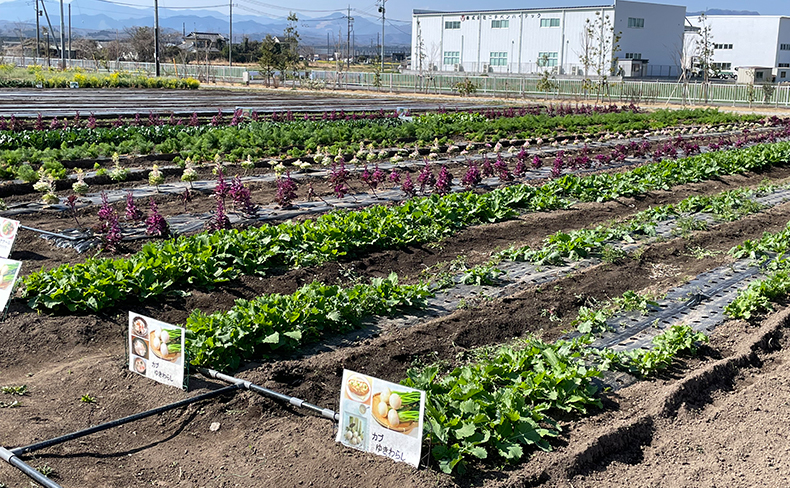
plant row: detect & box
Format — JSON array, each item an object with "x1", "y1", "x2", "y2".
[
  {"x1": 496, "y1": 184, "x2": 774, "y2": 268},
  {"x1": 0, "y1": 109, "x2": 761, "y2": 168},
  {"x1": 0, "y1": 108, "x2": 402, "y2": 133},
  {"x1": 22, "y1": 141, "x2": 790, "y2": 313},
  {"x1": 725, "y1": 220, "x2": 790, "y2": 319},
  {"x1": 0, "y1": 102, "x2": 630, "y2": 134},
  {"x1": 0, "y1": 64, "x2": 199, "y2": 89},
  {"x1": 9, "y1": 114, "x2": 787, "y2": 208},
  {"x1": 184, "y1": 273, "x2": 431, "y2": 371},
  {"x1": 24, "y1": 118, "x2": 786, "y2": 223},
  {"x1": 404, "y1": 324, "x2": 707, "y2": 473}
]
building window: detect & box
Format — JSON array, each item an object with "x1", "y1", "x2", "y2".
[
  {"x1": 779, "y1": 63, "x2": 790, "y2": 67},
  {"x1": 782, "y1": 72, "x2": 787, "y2": 79},
  {"x1": 627, "y1": 17, "x2": 645, "y2": 28},
  {"x1": 714, "y1": 43, "x2": 733, "y2": 50},
  {"x1": 781, "y1": 44, "x2": 790, "y2": 51},
  {"x1": 711, "y1": 62, "x2": 732, "y2": 70},
  {"x1": 444, "y1": 21, "x2": 461, "y2": 30},
  {"x1": 491, "y1": 19, "x2": 509, "y2": 29},
  {"x1": 540, "y1": 18, "x2": 560, "y2": 28},
  {"x1": 443, "y1": 51, "x2": 460, "y2": 65},
  {"x1": 490, "y1": 51, "x2": 508, "y2": 66},
  {"x1": 537, "y1": 52, "x2": 558, "y2": 67},
  {"x1": 625, "y1": 53, "x2": 642, "y2": 60}
]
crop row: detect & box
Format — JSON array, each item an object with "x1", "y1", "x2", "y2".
[
  {"x1": 174, "y1": 180, "x2": 779, "y2": 369},
  {"x1": 0, "y1": 109, "x2": 759, "y2": 169},
  {"x1": 0, "y1": 64, "x2": 199, "y2": 89},
  {"x1": 14, "y1": 117, "x2": 779, "y2": 207},
  {"x1": 496, "y1": 184, "x2": 773, "y2": 268},
  {"x1": 0, "y1": 102, "x2": 632, "y2": 134},
  {"x1": 404, "y1": 324, "x2": 707, "y2": 473},
  {"x1": 22, "y1": 141, "x2": 790, "y2": 313},
  {"x1": 725, "y1": 221, "x2": 790, "y2": 319},
  {"x1": 185, "y1": 273, "x2": 431, "y2": 370}
]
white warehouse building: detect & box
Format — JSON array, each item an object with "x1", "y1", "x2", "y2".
[
  {"x1": 685, "y1": 15, "x2": 790, "y2": 82},
  {"x1": 410, "y1": 0, "x2": 685, "y2": 78}
]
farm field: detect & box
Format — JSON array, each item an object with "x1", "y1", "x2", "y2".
[
  {"x1": 1, "y1": 99, "x2": 790, "y2": 487},
  {"x1": 0, "y1": 88, "x2": 489, "y2": 117}
]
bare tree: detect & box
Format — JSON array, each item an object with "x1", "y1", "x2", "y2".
[
  {"x1": 99, "y1": 38, "x2": 126, "y2": 70},
  {"x1": 694, "y1": 14, "x2": 715, "y2": 104},
  {"x1": 72, "y1": 38, "x2": 100, "y2": 68},
  {"x1": 125, "y1": 26, "x2": 156, "y2": 62},
  {"x1": 582, "y1": 11, "x2": 622, "y2": 102},
  {"x1": 576, "y1": 26, "x2": 595, "y2": 98},
  {"x1": 428, "y1": 41, "x2": 440, "y2": 71},
  {"x1": 12, "y1": 21, "x2": 28, "y2": 64},
  {"x1": 674, "y1": 30, "x2": 698, "y2": 107}
]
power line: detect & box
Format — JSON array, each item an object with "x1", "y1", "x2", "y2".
[
  {"x1": 352, "y1": 8, "x2": 409, "y2": 23},
  {"x1": 234, "y1": 2, "x2": 288, "y2": 19},
  {"x1": 92, "y1": 0, "x2": 227, "y2": 9},
  {"x1": 386, "y1": 20, "x2": 410, "y2": 36},
  {"x1": 238, "y1": 0, "x2": 346, "y2": 14}
]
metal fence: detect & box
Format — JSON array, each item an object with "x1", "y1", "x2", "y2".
[
  {"x1": 310, "y1": 71, "x2": 790, "y2": 107},
  {"x1": 5, "y1": 56, "x2": 790, "y2": 107}
]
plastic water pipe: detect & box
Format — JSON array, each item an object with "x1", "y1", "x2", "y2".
[
  {"x1": 19, "y1": 225, "x2": 84, "y2": 240},
  {"x1": 11, "y1": 384, "x2": 240, "y2": 456},
  {"x1": 0, "y1": 445, "x2": 63, "y2": 488},
  {"x1": 199, "y1": 368, "x2": 340, "y2": 422}
]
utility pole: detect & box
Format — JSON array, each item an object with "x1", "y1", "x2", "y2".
[
  {"x1": 39, "y1": 0, "x2": 56, "y2": 67},
  {"x1": 346, "y1": 5, "x2": 353, "y2": 70},
  {"x1": 377, "y1": 0, "x2": 386, "y2": 71},
  {"x1": 44, "y1": 28, "x2": 50, "y2": 67},
  {"x1": 59, "y1": 0, "x2": 65, "y2": 69},
  {"x1": 228, "y1": 0, "x2": 232, "y2": 66},
  {"x1": 154, "y1": 0, "x2": 161, "y2": 76},
  {"x1": 35, "y1": 0, "x2": 40, "y2": 59},
  {"x1": 68, "y1": 4, "x2": 71, "y2": 67}
]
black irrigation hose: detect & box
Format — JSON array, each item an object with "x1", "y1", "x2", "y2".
[
  {"x1": 10, "y1": 384, "x2": 241, "y2": 456},
  {"x1": 0, "y1": 446, "x2": 63, "y2": 488},
  {"x1": 594, "y1": 265, "x2": 762, "y2": 350},
  {"x1": 198, "y1": 368, "x2": 340, "y2": 422}
]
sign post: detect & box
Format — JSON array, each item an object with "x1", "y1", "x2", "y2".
[
  {"x1": 128, "y1": 313, "x2": 186, "y2": 389},
  {"x1": 335, "y1": 369, "x2": 425, "y2": 467},
  {"x1": 0, "y1": 258, "x2": 21, "y2": 318},
  {"x1": 0, "y1": 218, "x2": 20, "y2": 258}
]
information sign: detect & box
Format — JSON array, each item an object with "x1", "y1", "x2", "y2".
[
  {"x1": 128, "y1": 313, "x2": 186, "y2": 389},
  {"x1": 0, "y1": 218, "x2": 20, "y2": 258},
  {"x1": 335, "y1": 369, "x2": 425, "y2": 467},
  {"x1": 0, "y1": 258, "x2": 21, "y2": 313}
]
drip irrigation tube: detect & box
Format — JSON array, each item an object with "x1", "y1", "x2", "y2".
[
  {"x1": 0, "y1": 446, "x2": 63, "y2": 488},
  {"x1": 593, "y1": 264, "x2": 762, "y2": 350},
  {"x1": 11, "y1": 384, "x2": 240, "y2": 456},
  {"x1": 199, "y1": 368, "x2": 340, "y2": 422}
]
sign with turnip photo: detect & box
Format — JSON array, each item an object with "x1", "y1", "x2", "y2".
[
  {"x1": 336, "y1": 369, "x2": 425, "y2": 467},
  {"x1": 0, "y1": 258, "x2": 21, "y2": 314},
  {"x1": 128, "y1": 312, "x2": 186, "y2": 389},
  {"x1": 0, "y1": 218, "x2": 19, "y2": 258}
]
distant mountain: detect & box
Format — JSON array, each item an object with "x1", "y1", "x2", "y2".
[
  {"x1": 687, "y1": 9, "x2": 760, "y2": 16},
  {"x1": 0, "y1": 0, "x2": 410, "y2": 46}
]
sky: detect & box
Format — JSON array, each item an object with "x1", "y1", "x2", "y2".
[{"x1": 1, "y1": 0, "x2": 787, "y2": 25}]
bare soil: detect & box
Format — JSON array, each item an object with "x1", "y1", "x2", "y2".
[{"x1": 1, "y1": 161, "x2": 790, "y2": 487}]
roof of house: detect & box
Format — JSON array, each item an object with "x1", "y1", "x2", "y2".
[{"x1": 184, "y1": 32, "x2": 226, "y2": 41}]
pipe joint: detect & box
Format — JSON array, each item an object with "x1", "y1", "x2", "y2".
[{"x1": 0, "y1": 446, "x2": 13, "y2": 462}]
